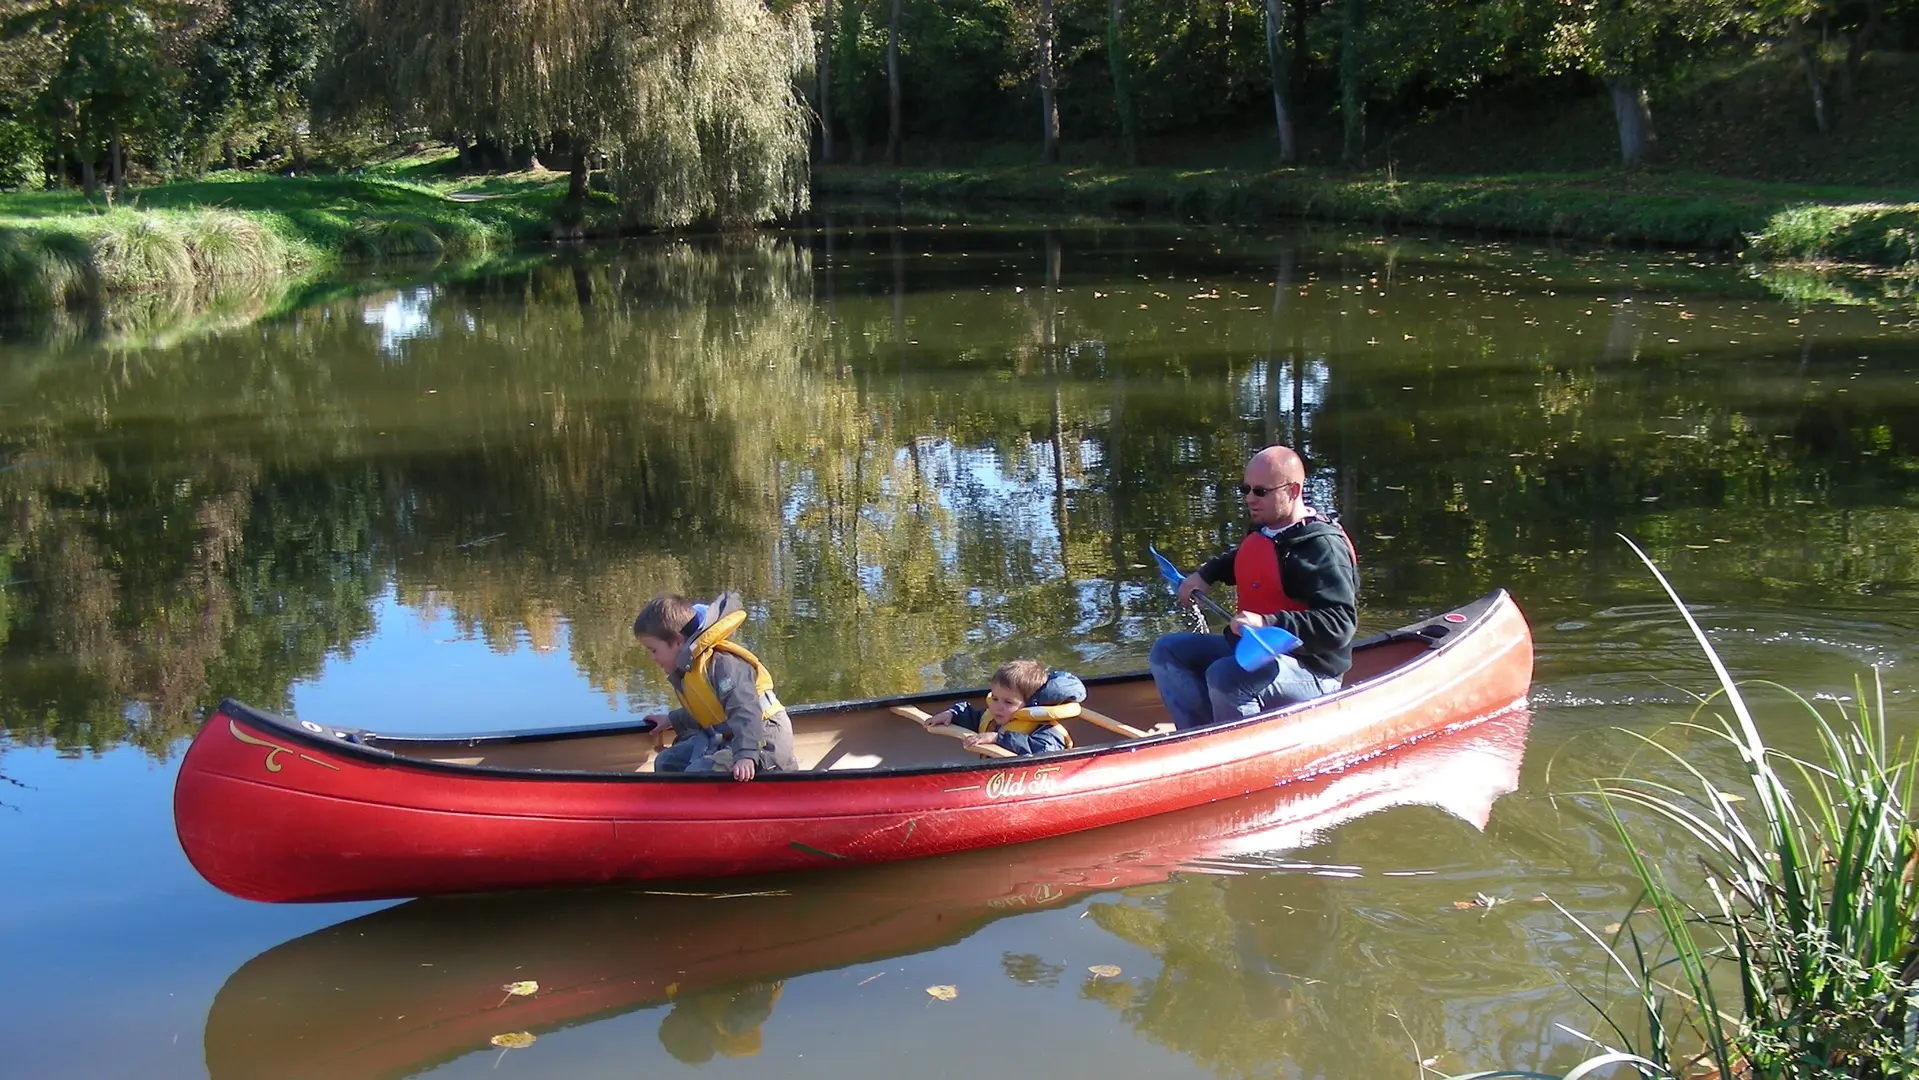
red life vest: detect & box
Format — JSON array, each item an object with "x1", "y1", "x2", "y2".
[{"x1": 1232, "y1": 522, "x2": 1358, "y2": 617}]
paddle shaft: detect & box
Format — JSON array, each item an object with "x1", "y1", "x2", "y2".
[
  {"x1": 1177, "y1": 578, "x2": 1300, "y2": 663},
  {"x1": 1151, "y1": 544, "x2": 1299, "y2": 663},
  {"x1": 1182, "y1": 585, "x2": 1237, "y2": 625}
]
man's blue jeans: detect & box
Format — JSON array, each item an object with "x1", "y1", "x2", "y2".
[{"x1": 1147, "y1": 632, "x2": 1342, "y2": 730}]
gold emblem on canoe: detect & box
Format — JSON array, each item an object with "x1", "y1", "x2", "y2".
[
  {"x1": 984, "y1": 766, "x2": 1062, "y2": 800},
  {"x1": 227, "y1": 718, "x2": 340, "y2": 773}
]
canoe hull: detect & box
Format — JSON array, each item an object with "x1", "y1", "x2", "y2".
[{"x1": 174, "y1": 590, "x2": 1533, "y2": 902}]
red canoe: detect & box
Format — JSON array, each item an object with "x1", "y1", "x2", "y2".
[
  {"x1": 173, "y1": 590, "x2": 1533, "y2": 903},
  {"x1": 202, "y1": 707, "x2": 1531, "y2": 1080}
]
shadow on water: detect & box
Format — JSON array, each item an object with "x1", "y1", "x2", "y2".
[{"x1": 202, "y1": 708, "x2": 1528, "y2": 1080}]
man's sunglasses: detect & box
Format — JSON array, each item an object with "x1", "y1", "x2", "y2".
[{"x1": 1238, "y1": 483, "x2": 1295, "y2": 498}]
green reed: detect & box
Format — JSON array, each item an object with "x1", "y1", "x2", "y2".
[{"x1": 1458, "y1": 537, "x2": 1919, "y2": 1080}]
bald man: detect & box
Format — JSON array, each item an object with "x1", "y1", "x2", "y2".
[{"x1": 1148, "y1": 445, "x2": 1359, "y2": 729}]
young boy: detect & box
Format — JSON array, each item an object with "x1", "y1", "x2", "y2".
[
  {"x1": 634, "y1": 591, "x2": 798, "y2": 781},
  {"x1": 919, "y1": 659, "x2": 1085, "y2": 756}
]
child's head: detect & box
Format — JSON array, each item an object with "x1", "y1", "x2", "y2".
[
  {"x1": 633, "y1": 593, "x2": 698, "y2": 672},
  {"x1": 985, "y1": 659, "x2": 1050, "y2": 723}
]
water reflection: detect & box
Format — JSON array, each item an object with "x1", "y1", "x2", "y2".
[
  {"x1": 3, "y1": 218, "x2": 1917, "y2": 1080},
  {"x1": 1, "y1": 221, "x2": 1915, "y2": 764},
  {"x1": 202, "y1": 709, "x2": 1527, "y2": 1079}
]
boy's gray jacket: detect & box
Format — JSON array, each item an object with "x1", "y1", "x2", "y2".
[{"x1": 663, "y1": 592, "x2": 798, "y2": 772}]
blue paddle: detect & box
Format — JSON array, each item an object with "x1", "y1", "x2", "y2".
[{"x1": 1148, "y1": 545, "x2": 1302, "y2": 670}]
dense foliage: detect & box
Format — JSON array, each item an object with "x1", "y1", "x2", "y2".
[
  {"x1": 0, "y1": 1, "x2": 1913, "y2": 212},
  {"x1": 816, "y1": 0, "x2": 1916, "y2": 166}
]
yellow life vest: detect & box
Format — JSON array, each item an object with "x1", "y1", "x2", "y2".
[
  {"x1": 983, "y1": 701, "x2": 1078, "y2": 747},
  {"x1": 674, "y1": 610, "x2": 780, "y2": 730}
]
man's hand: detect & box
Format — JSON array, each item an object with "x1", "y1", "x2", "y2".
[
  {"x1": 732, "y1": 757, "x2": 757, "y2": 782},
  {"x1": 1228, "y1": 612, "x2": 1265, "y2": 637},
  {"x1": 1176, "y1": 572, "x2": 1211, "y2": 610}
]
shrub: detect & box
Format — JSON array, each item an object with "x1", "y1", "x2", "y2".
[
  {"x1": 92, "y1": 213, "x2": 195, "y2": 293},
  {"x1": 0, "y1": 226, "x2": 97, "y2": 308},
  {"x1": 181, "y1": 210, "x2": 287, "y2": 282}
]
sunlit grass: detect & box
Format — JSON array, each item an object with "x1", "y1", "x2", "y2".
[
  {"x1": 1455, "y1": 537, "x2": 1919, "y2": 1080},
  {"x1": 0, "y1": 170, "x2": 561, "y2": 309},
  {"x1": 819, "y1": 166, "x2": 1918, "y2": 269}
]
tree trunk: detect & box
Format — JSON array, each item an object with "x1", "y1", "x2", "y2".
[
  {"x1": 1040, "y1": 0, "x2": 1060, "y2": 164},
  {"x1": 1290, "y1": 0, "x2": 1308, "y2": 98},
  {"x1": 1799, "y1": 34, "x2": 1829, "y2": 133},
  {"x1": 1265, "y1": 0, "x2": 1295, "y2": 163},
  {"x1": 80, "y1": 150, "x2": 97, "y2": 202},
  {"x1": 1608, "y1": 77, "x2": 1655, "y2": 167},
  {"x1": 819, "y1": 0, "x2": 836, "y2": 163},
  {"x1": 109, "y1": 125, "x2": 125, "y2": 191},
  {"x1": 1338, "y1": 0, "x2": 1364, "y2": 165},
  {"x1": 567, "y1": 142, "x2": 589, "y2": 205},
  {"x1": 1107, "y1": 0, "x2": 1138, "y2": 165},
  {"x1": 222, "y1": 138, "x2": 238, "y2": 171},
  {"x1": 1839, "y1": 0, "x2": 1882, "y2": 104},
  {"x1": 885, "y1": 0, "x2": 902, "y2": 165}
]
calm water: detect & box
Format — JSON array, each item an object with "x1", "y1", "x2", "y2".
[{"x1": 2, "y1": 216, "x2": 1916, "y2": 1080}]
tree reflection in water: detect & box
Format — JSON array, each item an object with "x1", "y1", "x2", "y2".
[{"x1": 1, "y1": 223, "x2": 1915, "y2": 760}]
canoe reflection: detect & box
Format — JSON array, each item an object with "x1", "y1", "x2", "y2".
[{"x1": 205, "y1": 708, "x2": 1529, "y2": 1079}]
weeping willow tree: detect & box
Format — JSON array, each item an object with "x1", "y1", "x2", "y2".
[{"x1": 320, "y1": 0, "x2": 813, "y2": 226}]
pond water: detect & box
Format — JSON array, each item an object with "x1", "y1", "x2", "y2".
[{"x1": 2, "y1": 216, "x2": 1916, "y2": 1080}]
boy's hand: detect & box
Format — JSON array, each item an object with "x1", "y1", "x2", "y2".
[
  {"x1": 961, "y1": 733, "x2": 995, "y2": 749},
  {"x1": 732, "y1": 758, "x2": 757, "y2": 782},
  {"x1": 921, "y1": 708, "x2": 954, "y2": 729}
]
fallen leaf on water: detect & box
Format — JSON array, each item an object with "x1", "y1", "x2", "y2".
[
  {"x1": 1453, "y1": 900, "x2": 1476, "y2": 910},
  {"x1": 1088, "y1": 965, "x2": 1122, "y2": 978},
  {"x1": 490, "y1": 1032, "x2": 536, "y2": 1049},
  {"x1": 1605, "y1": 923, "x2": 1623, "y2": 934},
  {"x1": 501, "y1": 981, "x2": 538, "y2": 997},
  {"x1": 926, "y1": 985, "x2": 958, "y2": 1001},
  {"x1": 664, "y1": 982, "x2": 679, "y2": 999}
]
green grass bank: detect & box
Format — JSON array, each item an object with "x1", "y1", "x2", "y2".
[
  {"x1": 817, "y1": 165, "x2": 1919, "y2": 268},
  {"x1": 5, "y1": 155, "x2": 1914, "y2": 315},
  {"x1": 0, "y1": 160, "x2": 585, "y2": 310}
]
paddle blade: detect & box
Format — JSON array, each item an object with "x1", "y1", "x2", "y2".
[
  {"x1": 1147, "y1": 546, "x2": 1186, "y2": 588},
  {"x1": 1233, "y1": 624, "x2": 1303, "y2": 670}
]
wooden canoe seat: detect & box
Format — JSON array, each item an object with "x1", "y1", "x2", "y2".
[
  {"x1": 888, "y1": 706, "x2": 1017, "y2": 758},
  {"x1": 1079, "y1": 706, "x2": 1175, "y2": 740}
]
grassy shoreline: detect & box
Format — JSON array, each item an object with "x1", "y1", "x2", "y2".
[
  {"x1": 0, "y1": 162, "x2": 593, "y2": 310},
  {"x1": 818, "y1": 165, "x2": 1919, "y2": 268},
  {"x1": 3, "y1": 159, "x2": 1915, "y2": 314}
]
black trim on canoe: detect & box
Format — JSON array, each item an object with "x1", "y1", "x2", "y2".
[{"x1": 205, "y1": 589, "x2": 1517, "y2": 784}]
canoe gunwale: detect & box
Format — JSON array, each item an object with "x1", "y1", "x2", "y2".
[{"x1": 204, "y1": 589, "x2": 1511, "y2": 785}]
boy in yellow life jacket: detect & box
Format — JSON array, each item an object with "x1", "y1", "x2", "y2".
[
  {"x1": 634, "y1": 591, "x2": 798, "y2": 781},
  {"x1": 918, "y1": 659, "x2": 1084, "y2": 756}
]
